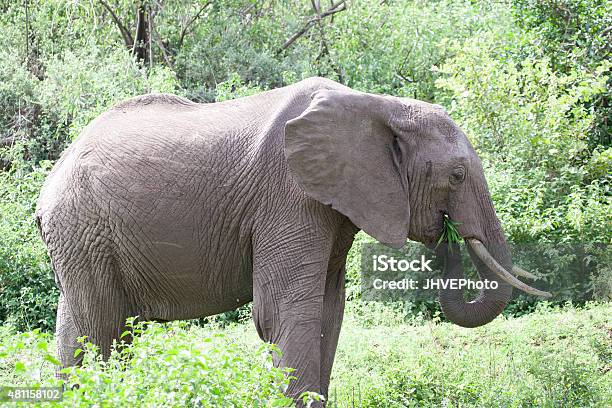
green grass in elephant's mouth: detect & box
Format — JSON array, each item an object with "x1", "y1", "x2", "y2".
[{"x1": 437, "y1": 214, "x2": 462, "y2": 248}]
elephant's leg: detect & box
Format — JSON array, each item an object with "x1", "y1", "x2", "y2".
[
  {"x1": 320, "y1": 222, "x2": 358, "y2": 399},
  {"x1": 252, "y1": 232, "x2": 334, "y2": 406},
  {"x1": 56, "y1": 253, "x2": 134, "y2": 366},
  {"x1": 68, "y1": 288, "x2": 133, "y2": 362},
  {"x1": 55, "y1": 294, "x2": 81, "y2": 372},
  {"x1": 319, "y1": 264, "x2": 346, "y2": 398}
]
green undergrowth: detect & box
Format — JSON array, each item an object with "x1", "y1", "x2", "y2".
[{"x1": 0, "y1": 302, "x2": 609, "y2": 407}]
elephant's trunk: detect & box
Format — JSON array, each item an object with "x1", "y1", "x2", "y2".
[
  {"x1": 433, "y1": 160, "x2": 551, "y2": 327},
  {"x1": 436, "y1": 235, "x2": 513, "y2": 328}
]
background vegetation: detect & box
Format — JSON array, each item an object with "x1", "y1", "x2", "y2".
[
  {"x1": 1, "y1": 302, "x2": 610, "y2": 406},
  {"x1": 0, "y1": 0, "x2": 610, "y2": 405}
]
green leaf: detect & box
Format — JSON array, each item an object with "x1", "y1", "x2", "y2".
[
  {"x1": 14, "y1": 361, "x2": 26, "y2": 373},
  {"x1": 437, "y1": 214, "x2": 463, "y2": 248},
  {"x1": 44, "y1": 354, "x2": 61, "y2": 366}
]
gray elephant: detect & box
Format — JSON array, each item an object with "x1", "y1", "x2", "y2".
[{"x1": 35, "y1": 77, "x2": 549, "y2": 404}]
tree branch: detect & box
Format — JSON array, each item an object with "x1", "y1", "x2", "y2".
[
  {"x1": 99, "y1": 0, "x2": 134, "y2": 47},
  {"x1": 152, "y1": 21, "x2": 175, "y2": 70},
  {"x1": 132, "y1": 2, "x2": 147, "y2": 62},
  {"x1": 278, "y1": 0, "x2": 346, "y2": 53},
  {"x1": 177, "y1": 1, "x2": 212, "y2": 49},
  {"x1": 148, "y1": 8, "x2": 153, "y2": 68}
]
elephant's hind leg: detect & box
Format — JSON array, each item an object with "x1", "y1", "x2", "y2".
[
  {"x1": 54, "y1": 249, "x2": 135, "y2": 368},
  {"x1": 56, "y1": 294, "x2": 82, "y2": 370}
]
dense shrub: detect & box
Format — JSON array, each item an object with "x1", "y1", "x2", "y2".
[
  {"x1": 512, "y1": 0, "x2": 611, "y2": 146},
  {"x1": 0, "y1": 160, "x2": 56, "y2": 331},
  {"x1": 321, "y1": 0, "x2": 514, "y2": 99},
  {"x1": 0, "y1": 320, "x2": 296, "y2": 407},
  {"x1": 434, "y1": 26, "x2": 611, "y2": 307},
  {"x1": 1, "y1": 303, "x2": 609, "y2": 407}
]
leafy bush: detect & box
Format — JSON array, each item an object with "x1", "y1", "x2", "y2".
[
  {"x1": 0, "y1": 160, "x2": 56, "y2": 332},
  {"x1": 213, "y1": 72, "x2": 263, "y2": 102},
  {"x1": 39, "y1": 44, "x2": 178, "y2": 142},
  {"x1": 512, "y1": 0, "x2": 611, "y2": 145},
  {"x1": 0, "y1": 45, "x2": 179, "y2": 164},
  {"x1": 330, "y1": 302, "x2": 611, "y2": 407},
  {"x1": 0, "y1": 320, "x2": 295, "y2": 407},
  {"x1": 1, "y1": 303, "x2": 609, "y2": 407},
  {"x1": 315, "y1": 0, "x2": 514, "y2": 98},
  {"x1": 0, "y1": 50, "x2": 63, "y2": 164},
  {"x1": 434, "y1": 26, "x2": 611, "y2": 307},
  {"x1": 174, "y1": 4, "x2": 292, "y2": 102}
]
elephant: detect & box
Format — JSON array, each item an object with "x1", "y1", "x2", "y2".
[{"x1": 35, "y1": 77, "x2": 550, "y2": 405}]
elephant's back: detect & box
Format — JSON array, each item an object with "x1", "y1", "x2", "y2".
[
  {"x1": 35, "y1": 94, "x2": 258, "y2": 316},
  {"x1": 35, "y1": 95, "x2": 208, "y2": 245},
  {"x1": 35, "y1": 78, "x2": 342, "y2": 228}
]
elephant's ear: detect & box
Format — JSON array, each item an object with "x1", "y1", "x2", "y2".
[{"x1": 284, "y1": 89, "x2": 410, "y2": 248}]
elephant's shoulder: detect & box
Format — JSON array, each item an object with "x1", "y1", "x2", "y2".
[{"x1": 112, "y1": 93, "x2": 197, "y2": 111}]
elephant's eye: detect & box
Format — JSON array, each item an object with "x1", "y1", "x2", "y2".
[{"x1": 450, "y1": 167, "x2": 466, "y2": 185}]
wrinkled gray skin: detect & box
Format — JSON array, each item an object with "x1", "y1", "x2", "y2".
[{"x1": 36, "y1": 77, "x2": 512, "y2": 405}]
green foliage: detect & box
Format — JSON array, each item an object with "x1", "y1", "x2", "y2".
[
  {"x1": 435, "y1": 39, "x2": 609, "y2": 182},
  {"x1": 437, "y1": 214, "x2": 462, "y2": 246},
  {"x1": 0, "y1": 45, "x2": 179, "y2": 164},
  {"x1": 1, "y1": 303, "x2": 610, "y2": 407},
  {"x1": 0, "y1": 2, "x2": 174, "y2": 164},
  {"x1": 345, "y1": 231, "x2": 376, "y2": 301},
  {"x1": 435, "y1": 38, "x2": 611, "y2": 241},
  {"x1": 214, "y1": 72, "x2": 263, "y2": 102},
  {"x1": 0, "y1": 160, "x2": 57, "y2": 332},
  {"x1": 330, "y1": 302, "x2": 611, "y2": 407},
  {"x1": 512, "y1": 0, "x2": 611, "y2": 150},
  {"x1": 512, "y1": 0, "x2": 611, "y2": 68},
  {"x1": 434, "y1": 20, "x2": 611, "y2": 308},
  {"x1": 320, "y1": 0, "x2": 514, "y2": 99},
  {"x1": 39, "y1": 45, "x2": 178, "y2": 142},
  {"x1": 173, "y1": 2, "x2": 294, "y2": 101},
  {"x1": 0, "y1": 319, "x2": 294, "y2": 407}
]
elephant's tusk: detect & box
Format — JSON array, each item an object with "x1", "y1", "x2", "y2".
[
  {"x1": 512, "y1": 265, "x2": 539, "y2": 280},
  {"x1": 466, "y1": 239, "x2": 552, "y2": 298}
]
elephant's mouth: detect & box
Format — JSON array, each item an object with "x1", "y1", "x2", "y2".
[{"x1": 420, "y1": 225, "x2": 444, "y2": 248}]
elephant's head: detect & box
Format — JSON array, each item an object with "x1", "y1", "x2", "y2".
[{"x1": 284, "y1": 87, "x2": 550, "y2": 328}]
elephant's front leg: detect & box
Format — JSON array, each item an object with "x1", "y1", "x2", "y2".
[
  {"x1": 319, "y1": 263, "x2": 346, "y2": 399},
  {"x1": 252, "y1": 232, "x2": 335, "y2": 406}
]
